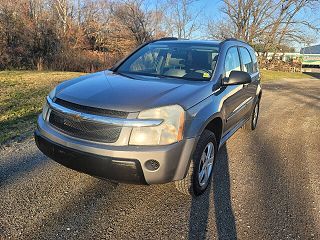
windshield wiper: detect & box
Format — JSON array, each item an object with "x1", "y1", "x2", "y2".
[{"x1": 113, "y1": 71, "x2": 134, "y2": 79}]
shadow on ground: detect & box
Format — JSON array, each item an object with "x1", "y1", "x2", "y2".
[
  {"x1": 23, "y1": 179, "x2": 118, "y2": 239},
  {"x1": 188, "y1": 144, "x2": 237, "y2": 240},
  {"x1": 0, "y1": 149, "x2": 48, "y2": 186},
  {"x1": 303, "y1": 72, "x2": 320, "y2": 79}
]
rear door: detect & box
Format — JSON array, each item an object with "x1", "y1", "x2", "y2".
[{"x1": 238, "y1": 47, "x2": 259, "y2": 117}]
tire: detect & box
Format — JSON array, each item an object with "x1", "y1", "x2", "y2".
[
  {"x1": 243, "y1": 98, "x2": 260, "y2": 131},
  {"x1": 175, "y1": 130, "x2": 217, "y2": 196}
]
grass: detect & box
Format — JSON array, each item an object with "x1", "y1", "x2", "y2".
[
  {"x1": 0, "y1": 69, "x2": 317, "y2": 145},
  {"x1": 260, "y1": 69, "x2": 316, "y2": 82},
  {"x1": 0, "y1": 71, "x2": 84, "y2": 145}
]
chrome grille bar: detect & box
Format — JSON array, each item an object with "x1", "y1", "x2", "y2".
[{"x1": 47, "y1": 97, "x2": 163, "y2": 127}]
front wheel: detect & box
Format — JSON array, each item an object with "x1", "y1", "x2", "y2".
[
  {"x1": 244, "y1": 99, "x2": 260, "y2": 131},
  {"x1": 175, "y1": 130, "x2": 217, "y2": 196}
]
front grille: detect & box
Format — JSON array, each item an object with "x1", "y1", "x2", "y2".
[
  {"x1": 54, "y1": 98, "x2": 128, "y2": 118},
  {"x1": 48, "y1": 110, "x2": 122, "y2": 143}
]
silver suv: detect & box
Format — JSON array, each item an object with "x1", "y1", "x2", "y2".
[{"x1": 35, "y1": 38, "x2": 262, "y2": 196}]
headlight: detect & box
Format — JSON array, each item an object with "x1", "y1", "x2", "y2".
[
  {"x1": 42, "y1": 101, "x2": 49, "y2": 120},
  {"x1": 129, "y1": 105, "x2": 185, "y2": 145},
  {"x1": 48, "y1": 87, "x2": 56, "y2": 99},
  {"x1": 42, "y1": 87, "x2": 56, "y2": 120}
]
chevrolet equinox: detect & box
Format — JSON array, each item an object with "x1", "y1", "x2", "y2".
[{"x1": 35, "y1": 38, "x2": 262, "y2": 196}]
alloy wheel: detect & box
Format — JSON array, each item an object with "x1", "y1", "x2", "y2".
[
  {"x1": 198, "y1": 142, "x2": 215, "y2": 187},
  {"x1": 252, "y1": 102, "x2": 259, "y2": 127}
]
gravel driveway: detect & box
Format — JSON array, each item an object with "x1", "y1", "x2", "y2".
[{"x1": 0, "y1": 78, "x2": 319, "y2": 240}]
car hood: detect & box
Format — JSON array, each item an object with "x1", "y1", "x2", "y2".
[{"x1": 55, "y1": 70, "x2": 213, "y2": 112}]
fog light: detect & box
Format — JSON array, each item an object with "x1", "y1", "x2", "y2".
[{"x1": 145, "y1": 160, "x2": 160, "y2": 171}]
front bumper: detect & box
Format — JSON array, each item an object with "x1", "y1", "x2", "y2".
[
  {"x1": 35, "y1": 116, "x2": 196, "y2": 184},
  {"x1": 35, "y1": 131, "x2": 147, "y2": 184}
]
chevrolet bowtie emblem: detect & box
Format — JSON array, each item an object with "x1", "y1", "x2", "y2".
[{"x1": 73, "y1": 114, "x2": 82, "y2": 122}]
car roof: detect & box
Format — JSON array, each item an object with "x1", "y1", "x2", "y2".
[
  {"x1": 151, "y1": 38, "x2": 251, "y2": 48},
  {"x1": 151, "y1": 39, "x2": 222, "y2": 46}
]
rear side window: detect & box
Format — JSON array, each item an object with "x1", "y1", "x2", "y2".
[
  {"x1": 249, "y1": 49, "x2": 259, "y2": 73},
  {"x1": 239, "y1": 47, "x2": 254, "y2": 73},
  {"x1": 225, "y1": 47, "x2": 241, "y2": 77}
]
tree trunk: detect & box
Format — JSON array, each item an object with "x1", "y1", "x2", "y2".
[{"x1": 37, "y1": 57, "x2": 43, "y2": 71}]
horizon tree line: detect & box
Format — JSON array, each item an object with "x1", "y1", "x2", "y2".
[{"x1": 0, "y1": 0, "x2": 319, "y2": 72}]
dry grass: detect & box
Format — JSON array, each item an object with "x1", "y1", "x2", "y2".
[
  {"x1": 260, "y1": 69, "x2": 316, "y2": 81},
  {"x1": 0, "y1": 71, "x2": 84, "y2": 145}
]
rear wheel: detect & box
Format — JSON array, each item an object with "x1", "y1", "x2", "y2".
[
  {"x1": 175, "y1": 130, "x2": 217, "y2": 196},
  {"x1": 244, "y1": 99, "x2": 260, "y2": 131}
]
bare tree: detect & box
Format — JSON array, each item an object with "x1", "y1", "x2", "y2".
[
  {"x1": 208, "y1": 0, "x2": 320, "y2": 54},
  {"x1": 111, "y1": 0, "x2": 154, "y2": 45},
  {"x1": 207, "y1": 20, "x2": 236, "y2": 40},
  {"x1": 165, "y1": 0, "x2": 201, "y2": 38},
  {"x1": 52, "y1": 0, "x2": 70, "y2": 33}
]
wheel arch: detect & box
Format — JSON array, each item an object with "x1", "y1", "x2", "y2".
[
  {"x1": 176, "y1": 117, "x2": 224, "y2": 194},
  {"x1": 181, "y1": 115, "x2": 224, "y2": 178},
  {"x1": 203, "y1": 117, "x2": 223, "y2": 147}
]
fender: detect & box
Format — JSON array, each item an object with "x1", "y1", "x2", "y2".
[
  {"x1": 181, "y1": 95, "x2": 224, "y2": 178},
  {"x1": 184, "y1": 94, "x2": 224, "y2": 139}
]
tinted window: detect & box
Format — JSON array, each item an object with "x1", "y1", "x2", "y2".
[
  {"x1": 249, "y1": 48, "x2": 259, "y2": 73},
  {"x1": 225, "y1": 47, "x2": 241, "y2": 77},
  {"x1": 117, "y1": 43, "x2": 219, "y2": 81},
  {"x1": 129, "y1": 49, "x2": 161, "y2": 72},
  {"x1": 239, "y1": 47, "x2": 254, "y2": 73}
]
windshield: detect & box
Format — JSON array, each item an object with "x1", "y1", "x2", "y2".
[{"x1": 116, "y1": 42, "x2": 219, "y2": 81}]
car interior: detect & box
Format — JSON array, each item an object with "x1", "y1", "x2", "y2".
[{"x1": 126, "y1": 45, "x2": 219, "y2": 80}]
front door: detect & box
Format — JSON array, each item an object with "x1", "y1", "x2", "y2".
[{"x1": 222, "y1": 47, "x2": 249, "y2": 134}]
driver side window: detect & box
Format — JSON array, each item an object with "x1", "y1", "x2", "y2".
[
  {"x1": 225, "y1": 47, "x2": 241, "y2": 77},
  {"x1": 130, "y1": 49, "x2": 161, "y2": 72}
]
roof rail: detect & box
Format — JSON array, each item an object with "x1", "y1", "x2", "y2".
[
  {"x1": 221, "y1": 38, "x2": 247, "y2": 44},
  {"x1": 153, "y1": 37, "x2": 189, "y2": 42},
  {"x1": 157, "y1": 37, "x2": 179, "y2": 41}
]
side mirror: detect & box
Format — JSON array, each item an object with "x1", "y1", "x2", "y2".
[{"x1": 223, "y1": 71, "x2": 251, "y2": 85}]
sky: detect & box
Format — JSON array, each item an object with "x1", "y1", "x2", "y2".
[
  {"x1": 194, "y1": 0, "x2": 222, "y2": 19},
  {"x1": 191, "y1": 0, "x2": 222, "y2": 39}
]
